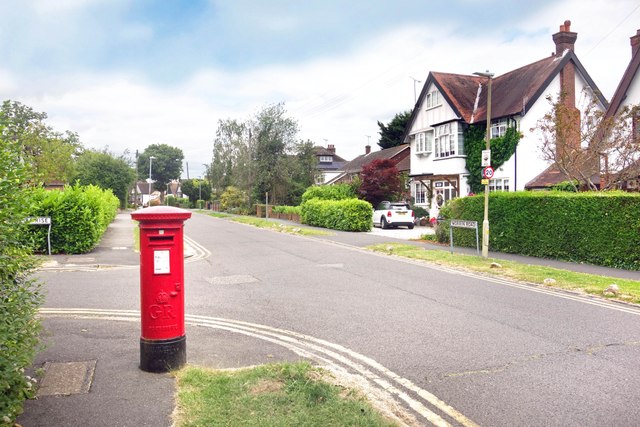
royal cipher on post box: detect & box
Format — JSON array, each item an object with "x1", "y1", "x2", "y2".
[{"x1": 131, "y1": 206, "x2": 192, "y2": 373}]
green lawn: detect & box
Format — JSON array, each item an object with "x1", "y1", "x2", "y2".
[
  {"x1": 368, "y1": 243, "x2": 640, "y2": 305},
  {"x1": 174, "y1": 362, "x2": 398, "y2": 427},
  {"x1": 206, "y1": 212, "x2": 329, "y2": 236}
]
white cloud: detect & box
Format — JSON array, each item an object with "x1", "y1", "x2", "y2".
[{"x1": 2, "y1": 0, "x2": 639, "y2": 173}]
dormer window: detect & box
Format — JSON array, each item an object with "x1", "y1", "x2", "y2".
[
  {"x1": 319, "y1": 155, "x2": 333, "y2": 163},
  {"x1": 491, "y1": 118, "x2": 508, "y2": 138}
]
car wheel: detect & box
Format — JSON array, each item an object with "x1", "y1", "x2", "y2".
[
  {"x1": 408, "y1": 224, "x2": 414, "y2": 229},
  {"x1": 381, "y1": 216, "x2": 389, "y2": 229}
]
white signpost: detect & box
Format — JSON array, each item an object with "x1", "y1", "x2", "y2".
[
  {"x1": 449, "y1": 219, "x2": 480, "y2": 256},
  {"x1": 28, "y1": 217, "x2": 52, "y2": 255}
]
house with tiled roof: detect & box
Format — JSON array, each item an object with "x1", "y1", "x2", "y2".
[
  {"x1": 314, "y1": 144, "x2": 348, "y2": 184},
  {"x1": 329, "y1": 144, "x2": 410, "y2": 185},
  {"x1": 404, "y1": 20, "x2": 607, "y2": 217},
  {"x1": 601, "y1": 28, "x2": 640, "y2": 191}
]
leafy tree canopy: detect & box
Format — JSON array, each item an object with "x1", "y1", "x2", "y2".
[
  {"x1": 137, "y1": 144, "x2": 184, "y2": 191},
  {"x1": 377, "y1": 110, "x2": 412, "y2": 149},
  {"x1": 0, "y1": 100, "x2": 82, "y2": 184},
  {"x1": 181, "y1": 178, "x2": 211, "y2": 204},
  {"x1": 357, "y1": 158, "x2": 403, "y2": 207},
  {"x1": 72, "y1": 148, "x2": 136, "y2": 208}
]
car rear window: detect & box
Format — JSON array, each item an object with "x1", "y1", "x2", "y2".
[{"x1": 390, "y1": 204, "x2": 410, "y2": 210}]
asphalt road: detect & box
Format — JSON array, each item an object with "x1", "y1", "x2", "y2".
[{"x1": 35, "y1": 212, "x2": 640, "y2": 426}]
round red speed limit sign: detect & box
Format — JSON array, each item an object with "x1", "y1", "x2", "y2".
[{"x1": 483, "y1": 166, "x2": 494, "y2": 179}]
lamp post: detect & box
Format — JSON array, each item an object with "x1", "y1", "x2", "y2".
[
  {"x1": 198, "y1": 178, "x2": 202, "y2": 204},
  {"x1": 148, "y1": 155, "x2": 156, "y2": 200},
  {"x1": 473, "y1": 71, "x2": 494, "y2": 258},
  {"x1": 410, "y1": 76, "x2": 421, "y2": 103}
]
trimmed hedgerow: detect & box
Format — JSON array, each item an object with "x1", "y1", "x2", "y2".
[
  {"x1": 0, "y1": 134, "x2": 42, "y2": 425},
  {"x1": 301, "y1": 184, "x2": 357, "y2": 203},
  {"x1": 301, "y1": 198, "x2": 372, "y2": 232},
  {"x1": 27, "y1": 184, "x2": 119, "y2": 254},
  {"x1": 272, "y1": 205, "x2": 302, "y2": 215},
  {"x1": 437, "y1": 191, "x2": 640, "y2": 270}
]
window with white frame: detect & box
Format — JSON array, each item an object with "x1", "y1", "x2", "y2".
[
  {"x1": 425, "y1": 90, "x2": 441, "y2": 109},
  {"x1": 491, "y1": 118, "x2": 508, "y2": 138},
  {"x1": 489, "y1": 178, "x2": 510, "y2": 192},
  {"x1": 416, "y1": 132, "x2": 425, "y2": 153},
  {"x1": 434, "y1": 181, "x2": 457, "y2": 205},
  {"x1": 434, "y1": 122, "x2": 463, "y2": 158},
  {"x1": 414, "y1": 182, "x2": 427, "y2": 204},
  {"x1": 319, "y1": 155, "x2": 333, "y2": 163},
  {"x1": 425, "y1": 130, "x2": 433, "y2": 153},
  {"x1": 414, "y1": 131, "x2": 434, "y2": 154}
]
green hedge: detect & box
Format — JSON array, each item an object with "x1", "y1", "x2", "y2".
[
  {"x1": 0, "y1": 135, "x2": 42, "y2": 424},
  {"x1": 26, "y1": 185, "x2": 119, "y2": 254},
  {"x1": 301, "y1": 184, "x2": 357, "y2": 203},
  {"x1": 301, "y1": 198, "x2": 372, "y2": 232},
  {"x1": 272, "y1": 205, "x2": 302, "y2": 215},
  {"x1": 437, "y1": 191, "x2": 640, "y2": 270}
]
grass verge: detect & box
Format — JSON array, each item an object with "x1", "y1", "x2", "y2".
[
  {"x1": 173, "y1": 362, "x2": 398, "y2": 427},
  {"x1": 207, "y1": 212, "x2": 329, "y2": 236},
  {"x1": 368, "y1": 243, "x2": 640, "y2": 305}
]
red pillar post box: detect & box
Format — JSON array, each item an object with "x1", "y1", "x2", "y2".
[{"x1": 131, "y1": 206, "x2": 192, "y2": 372}]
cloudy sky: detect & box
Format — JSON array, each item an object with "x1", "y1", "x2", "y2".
[{"x1": 1, "y1": 0, "x2": 639, "y2": 179}]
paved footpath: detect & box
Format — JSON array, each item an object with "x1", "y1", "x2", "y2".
[{"x1": 18, "y1": 211, "x2": 639, "y2": 426}]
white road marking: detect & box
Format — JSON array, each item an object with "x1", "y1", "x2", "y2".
[{"x1": 38, "y1": 308, "x2": 479, "y2": 427}]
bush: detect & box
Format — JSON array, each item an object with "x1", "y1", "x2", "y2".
[
  {"x1": 272, "y1": 205, "x2": 302, "y2": 215},
  {"x1": 220, "y1": 186, "x2": 248, "y2": 212},
  {"x1": 301, "y1": 198, "x2": 372, "y2": 232},
  {"x1": 26, "y1": 185, "x2": 119, "y2": 254},
  {"x1": 301, "y1": 184, "x2": 356, "y2": 203},
  {"x1": 438, "y1": 191, "x2": 640, "y2": 270},
  {"x1": 0, "y1": 135, "x2": 43, "y2": 424}
]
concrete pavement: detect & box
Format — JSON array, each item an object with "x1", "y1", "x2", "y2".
[{"x1": 18, "y1": 211, "x2": 640, "y2": 426}]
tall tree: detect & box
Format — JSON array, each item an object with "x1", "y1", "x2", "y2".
[
  {"x1": 210, "y1": 119, "x2": 247, "y2": 194},
  {"x1": 137, "y1": 144, "x2": 184, "y2": 191},
  {"x1": 377, "y1": 110, "x2": 412, "y2": 149},
  {"x1": 357, "y1": 158, "x2": 403, "y2": 207},
  {"x1": 0, "y1": 100, "x2": 82, "y2": 183},
  {"x1": 72, "y1": 148, "x2": 136, "y2": 208},
  {"x1": 533, "y1": 94, "x2": 639, "y2": 191},
  {"x1": 251, "y1": 103, "x2": 298, "y2": 204},
  {"x1": 181, "y1": 178, "x2": 211, "y2": 204}
]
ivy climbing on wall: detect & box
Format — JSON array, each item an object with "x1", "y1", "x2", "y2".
[{"x1": 464, "y1": 125, "x2": 522, "y2": 193}]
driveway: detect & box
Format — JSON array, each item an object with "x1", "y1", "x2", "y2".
[{"x1": 368, "y1": 223, "x2": 434, "y2": 240}]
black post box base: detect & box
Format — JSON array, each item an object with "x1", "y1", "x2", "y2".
[{"x1": 140, "y1": 335, "x2": 186, "y2": 373}]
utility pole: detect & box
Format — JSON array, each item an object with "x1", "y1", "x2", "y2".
[
  {"x1": 474, "y1": 71, "x2": 494, "y2": 258},
  {"x1": 410, "y1": 76, "x2": 421, "y2": 104}
]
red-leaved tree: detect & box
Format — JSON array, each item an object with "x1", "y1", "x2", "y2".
[{"x1": 357, "y1": 158, "x2": 403, "y2": 207}]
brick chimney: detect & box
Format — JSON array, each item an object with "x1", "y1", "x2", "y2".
[
  {"x1": 552, "y1": 20, "x2": 577, "y2": 57},
  {"x1": 553, "y1": 20, "x2": 580, "y2": 159},
  {"x1": 327, "y1": 144, "x2": 336, "y2": 154},
  {"x1": 631, "y1": 29, "x2": 640, "y2": 57},
  {"x1": 365, "y1": 145, "x2": 371, "y2": 154}
]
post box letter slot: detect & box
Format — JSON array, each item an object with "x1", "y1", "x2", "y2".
[{"x1": 149, "y1": 235, "x2": 174, "y2": 242}]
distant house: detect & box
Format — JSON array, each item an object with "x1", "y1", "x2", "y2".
[
  {"x1": 329, "y1": 144, "x2": 410, "y2": 185},
  {"x1": 314, "y1": 144, "x2": 348, "y2": 184},
  {"x1": 600, "y1": 28, "x2": 640, "y2": 191},
  {"x1": 130, "y1": 181, "x2": 160, "y2": 207},
  {"x1": 403, "y1": 20, "x2": 607, "y2": 217}
]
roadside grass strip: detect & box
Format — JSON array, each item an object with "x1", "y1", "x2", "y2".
[
  {"x1": 368, "y1": 243, "x2": 640, "y2": 305},
  {"x1": 207, "y1": 212, "x2": 329, "y2": 236},
  {"x1": 173, "y1": 362, "x2": 398, "y2": 427}
]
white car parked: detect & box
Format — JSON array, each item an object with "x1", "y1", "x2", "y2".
[{"x1": 372, "y1": 201, "x2": 415, "y2": 229}]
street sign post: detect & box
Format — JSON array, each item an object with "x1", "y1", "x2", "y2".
[
  {"x1": 28, "y1": 217, "x2": 52, "y2": 255},
  {"x1": 483, "y1": 166, "x2": 495, "y2": 179},
  {"x1": 449, "y1": 219, "x2": 480, "y2": 256}
]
